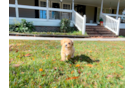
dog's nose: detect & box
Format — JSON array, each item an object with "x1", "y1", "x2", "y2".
[{"x1": 65, "y1": 45, "x2": 67, "y2": 47}]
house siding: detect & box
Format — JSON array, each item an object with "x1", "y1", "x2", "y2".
[
  {"x1": 19, "y1": 8, "x2": 36, "y2": 18},
  {"x1": 18, "y1": 0, "x2": 35, "y2": 6},
  {"x1": 19, "y1": 0, "x2": 35, "y2": 18},
  {"x1": 113, "y1": 9, "x2": 124, "y2": 14},
  {"x1": 9, "y1": 8, "x2": 16, "y2": 17},
  {"x1": 9, "y1": 0, "x2": 15, "y2": 4},
  {"x1": 9, "y1": 0, "x2": 15, "y2": 17}
]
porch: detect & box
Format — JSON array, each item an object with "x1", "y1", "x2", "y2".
[{"x1": 9, "y1": 0, "x2": 125, "y2": 36}]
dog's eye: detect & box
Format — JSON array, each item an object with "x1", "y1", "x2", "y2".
[{"x1": 68, "y1": 43, "x2": 70, "y2": 44}]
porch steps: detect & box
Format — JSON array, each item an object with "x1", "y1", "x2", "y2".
[{"x1": 86, "y1": 25, "x2": 118, "y2": 38}]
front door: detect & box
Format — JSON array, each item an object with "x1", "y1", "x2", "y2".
[{"x1": 76, "y1": 5, "x2": 86, "y2": 16}]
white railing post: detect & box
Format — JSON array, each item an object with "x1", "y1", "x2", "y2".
[
  {"x1": 116, "y1": 0, "x2": 120, "y2": 19},
  {"x1": 82, "y1": 15, "x2": 86, "y2": 35},
  {"x1": 47, "y1": 0, "x2": 49, "y2": 21},
  {"x1": 72, "y1": 0, "x2": 74, "y2": 22},
  {"x1": 116, "y1": 18, "x2": 120, "y2": 35},
  {"x1": 15, "y1": 0, "x2": 19, "y2": 19}
]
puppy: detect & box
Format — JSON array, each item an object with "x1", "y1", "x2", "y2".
[{"x1": 61, "y1": 38, "x2": 75, "y2": 61}]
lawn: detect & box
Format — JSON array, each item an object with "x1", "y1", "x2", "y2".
[
  {"x1": 9, "y1": 40, "x2": 125, "y2": 88},
  {"x1": 119, "y1": 36, "x2": 125, "y2": 38},
  {"x1": 9, "y1": 31, "x2": 88, "y2": 36}
]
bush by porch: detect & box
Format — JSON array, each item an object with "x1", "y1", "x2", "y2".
[{"x1": 9, "y1": 19, "x2": 88, "y2": 36}]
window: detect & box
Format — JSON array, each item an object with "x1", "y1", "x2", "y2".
[
  {"x1": 40, "y1": 1, "x2": 46, "y2": 7},
  {"x1": 39, "y1": 0, "x2": 47, "y2": 19},
  {"x1": 63, "y1": 4, "x2": 71, "y2": 9},
  {"x1": 62, "y1": 3, "x2": 71, "y2": 19}
]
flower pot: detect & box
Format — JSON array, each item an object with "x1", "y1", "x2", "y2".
[{"x1": 100, "y1": 21, "x2": 103, "y2": 26}]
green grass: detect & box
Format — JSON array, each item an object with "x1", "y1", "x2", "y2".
[
  {"x1": 9, "y1": 40, "x2": 125, "y2": 88},
  {"x1": 119, "y1": 36, "x2": 125, "y2": 38},
  {"x1": 9, "y1": 31, "x2": 88, "y2": 36}
]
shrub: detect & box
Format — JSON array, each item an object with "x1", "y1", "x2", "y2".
[
  {"x1": 60, "y1": 18, "x2": 70, "y2": 33},
  {"x1": 67, "y1": 27, "x2": 78, "y2": 32},
  {"x1": 9, "y1": 25, "x2": 16, "y2": 32},
  {"x1": 9, "y1": 19, "x2": 35, "y2": 33}
]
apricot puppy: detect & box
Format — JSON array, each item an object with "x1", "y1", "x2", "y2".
[{"x1": 61, "y1": 38, "x2": 75, "y2": 61}]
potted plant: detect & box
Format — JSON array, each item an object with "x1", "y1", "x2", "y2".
[{"x1": 99, "y1": 18, "x2": 103, "y2": 26}]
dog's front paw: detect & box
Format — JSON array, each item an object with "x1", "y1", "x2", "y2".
[{"x1": 61, "y1": 59, "x2": 65, "y2": 61}]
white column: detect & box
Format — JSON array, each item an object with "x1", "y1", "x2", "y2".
[
  {"x1": 15, "y1": 0, "x2": 19, "y2": 19},
  {"x1": 47, "y1": 0, "x2": 49, "y2": 21},
  {"x1": 72, "y1": 0, "x2": 74, "y2": 22},
  {"x1": 116, "y1": 0, "x2": 120, "y2": 19},
  {"x1": 100, "y1": 0, "x2": 103, "y2": 18}
]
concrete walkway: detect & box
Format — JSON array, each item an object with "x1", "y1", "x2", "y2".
[{"x1": 9, "y1": 36, "x2": 125, "y2": 41}]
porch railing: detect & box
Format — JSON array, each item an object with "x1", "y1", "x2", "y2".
[
  {"x1": 73, "y1": 10, "x2": 86, "y2": 35},
  {"x1": 101, "y1": 13, "x2": 120, "y2": 35},
  {"x1": 103, "y1": 13, "x2": 125, "y2": 23},
  {"x1": 9, "y1": 4, "x2": 72, "y2": 19},
  {"x1": 9, "y1": 1, "x2": 86, "y2": 35},
  {"x1": 102, "y1": 13, "x2": 125, "y2": 18}
]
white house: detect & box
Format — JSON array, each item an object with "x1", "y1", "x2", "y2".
[{"x1": 9, "y1": 0, "x2": 125, "y2": 36}]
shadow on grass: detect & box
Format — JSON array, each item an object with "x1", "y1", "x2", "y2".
[{"x1": 67, "y1": 54, "x2": 100, "y2": 64}]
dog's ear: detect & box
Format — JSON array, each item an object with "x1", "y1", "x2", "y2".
[
  {"x1": 61, "y1": 39, "x2": 64, "y2": 45},
  {"x1": 71, "y1": 39, "x2": 74, "y2": 46}
]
